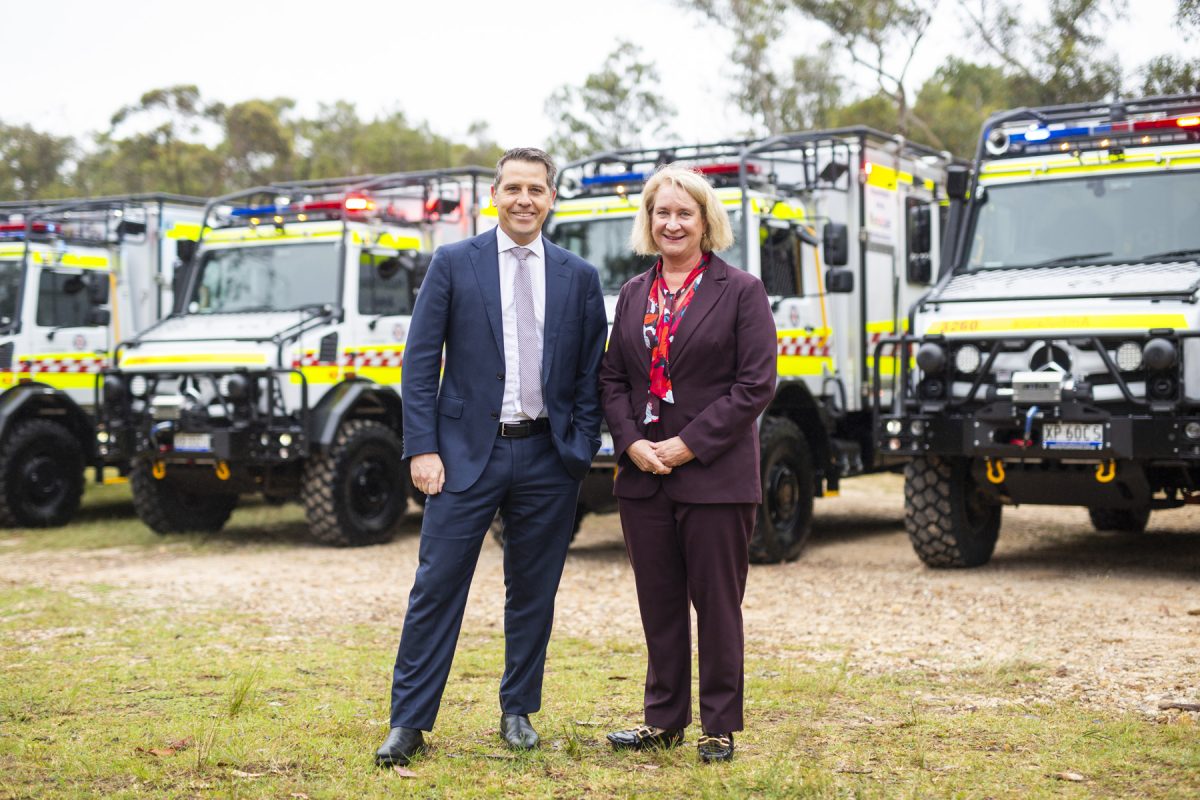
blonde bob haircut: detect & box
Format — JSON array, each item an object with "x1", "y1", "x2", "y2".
[{"x1": 630, "y1": 164, "x2": 735, "y2": 256}]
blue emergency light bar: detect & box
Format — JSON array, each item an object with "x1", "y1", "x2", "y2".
[
  {"x1": 991, "y1": 112, "x2": 1200, "y2": 155},
  {"x1": 229, "y1": 204, "x2": 283, "y2": 218},
  {"x1": 581, "y1": 171, "x2": 648, "y2": 187}
]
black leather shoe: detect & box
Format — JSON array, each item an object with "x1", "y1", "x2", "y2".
[
  {"x1": 697, "y1": 732, "x2": 734, "y2": 762},
  {"x1": 375, "y1": 726, "x2": 425, "y2": 767},
  {"x1": 606, "y1": 725, "x2": 685, "y2": 751},
  {"x1": 500, "y1": 713, "x2": 539, "y2": 750}
]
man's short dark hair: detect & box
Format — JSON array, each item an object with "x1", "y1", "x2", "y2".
[{"x1": 494, "y1": 147, "x2": 557, "y2": 190}]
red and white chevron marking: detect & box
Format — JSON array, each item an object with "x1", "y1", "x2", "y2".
[
  {"x1": 291, "y1": 350, "x2": 404, "y2": 369},
  {"x1": 777, "y1": 336, "x2": 831, "y2": 358},
  {"x1": 17, "y1": 357, "x2": 108, "y2": 373}
]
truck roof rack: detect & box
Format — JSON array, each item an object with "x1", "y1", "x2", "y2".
[
  {"x1": 198, "y1": 167, "x2": 494, "y2": 240},
  {"x1": 0, "y1": 194, "x2": 206, "y2": 246}
]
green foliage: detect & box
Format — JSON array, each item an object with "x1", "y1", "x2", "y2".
[
  {"x1": 0, "y1": 122, "x2": 74, "y2": 199},
  {"x1": 910, "y1": 59, "x2": 1016, "y2": 156},
  {"x1": 545, "y1": 40, "x2": 677, "y2": 161},
  {"x1": 1140, "y1": 55, "x2": 1200, "y2": 95}
]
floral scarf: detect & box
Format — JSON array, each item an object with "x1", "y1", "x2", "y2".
[{"x1": 642, "y1": 254, "x2": 710, "y2": 424}]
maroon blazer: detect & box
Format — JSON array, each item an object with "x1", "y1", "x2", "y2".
[{"x1": 599, "y1": 255, "x2": 778, "y2": 504}]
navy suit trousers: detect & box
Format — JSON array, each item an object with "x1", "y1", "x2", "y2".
[{"x1": 389, "y1": 431, "x2": 580, "y2": 731}]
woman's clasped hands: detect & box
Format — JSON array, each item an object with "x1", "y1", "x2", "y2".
[{"x1": 626, "y1": 437, "x2": 695, "y2": 475}]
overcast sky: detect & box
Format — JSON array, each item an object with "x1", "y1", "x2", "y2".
[{"x1": 0, "y1": 0, "x2": 1188, "y2": 150}]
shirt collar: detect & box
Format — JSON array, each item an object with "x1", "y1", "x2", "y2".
[{"x1": 496, "y1": 226, "x2": 545, "y2": 261}]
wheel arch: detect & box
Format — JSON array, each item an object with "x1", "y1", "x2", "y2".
[
  {"x1": 765, "y1": 381, "x2": 831, "y2": 487},
  {"x1": 308, "y1": 380, "x2": 403, "y2": 448},
  {"x1": 0, "y1": 383, "x2": 95, "y2": 459}
]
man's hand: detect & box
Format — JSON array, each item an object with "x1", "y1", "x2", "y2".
[
  {"x1": 652, "y1": 436, "x2": 695, "y2": 469},
  {"x1": 627, "y1": 439, "x2": 672, "y2": 475},
  {"x1": 411, "y1": 453, "x2": 446, "y2": 496}
]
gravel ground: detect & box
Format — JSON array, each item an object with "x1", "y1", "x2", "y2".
[{"x1": 2, "y1": 472, "x2": 1198, "y2": 718}]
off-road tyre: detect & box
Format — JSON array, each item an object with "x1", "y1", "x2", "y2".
[
  {"x1": 302, "y1": 419, "x2": 406, "y2": 547},
  {"x1": 490, "y1": 504, "x2": 584, "y2": 548},
  {"x1": 0, "y1": 419, "x2": 85, "y2": 528},
  {"x1": 129, "y1": 462, "x2": 237, "y2": 534},
  {"x1": 905, "y1": 456, "x2": 1001, "y2": 568},
  {"x1": 750, "y1": 416, "x2": 814, "y2": 564},
  {"x1": 1088, "y1": 506, "x2": 1150, "y2": 534}
]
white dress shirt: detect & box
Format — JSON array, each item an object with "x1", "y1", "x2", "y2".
[{"x1": 496, "y1": 227, "x2": 546, "y2": 422}]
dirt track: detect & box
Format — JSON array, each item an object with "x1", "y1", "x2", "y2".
[{"x1": 1, "y1": 472, "x2": 1197, "y2": 716}]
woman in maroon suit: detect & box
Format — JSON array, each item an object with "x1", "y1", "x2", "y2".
[{"x1": 599, "y1": 165, "x2": 777, "y2": 762}]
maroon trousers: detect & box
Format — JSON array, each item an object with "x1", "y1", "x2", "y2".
[{"x1": 618, "y1": 487, "x2": 756, "y2": 734}]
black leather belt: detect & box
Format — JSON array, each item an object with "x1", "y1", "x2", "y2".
[{"x1": 498, "y1": 418, "x2": 550, "y2": 438}]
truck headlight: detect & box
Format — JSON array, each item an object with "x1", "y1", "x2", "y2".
[
  {"x1": 129, "y1": 375, "x2": 148, "y2": 398},
  {"x1": 954, "y1": 344, "x2": 981, "y2": 374},
  {"x1": 1115, "y1": 341, "x2": 1142, "y2": 371},
  {"x1": 885, "y1": 419, "x2": 903, "y2": 435}
]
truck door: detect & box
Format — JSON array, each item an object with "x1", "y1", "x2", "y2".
[{"x1": 26, "y1": 266, "x2": 111, "y2": 407}]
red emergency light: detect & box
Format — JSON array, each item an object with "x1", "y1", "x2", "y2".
[
  {"x1": 696, "y1": 163, "x2": 761, "y2": 176},
  {"x1": 0, "y1": 222, "x2": 56, "y2": 233}
]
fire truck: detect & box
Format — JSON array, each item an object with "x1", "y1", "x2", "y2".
[
  {"x1": 551, "y1": 131, "x2": 958, "y2": 562},
  {"x1": 96, "y1": 169, "x2": 491, "y2": 545},
  {"x1": 875, "y1": 93, "x2": 1200, "y2": 567},
  {"x1": 0, "y1": 195, "x2": 205, "y2": 527}
]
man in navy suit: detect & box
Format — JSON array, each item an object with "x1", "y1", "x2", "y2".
[{"x1": 376, "y1": 148, "x2": 607, "y2": 766}]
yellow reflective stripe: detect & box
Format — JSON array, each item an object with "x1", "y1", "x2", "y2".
[
  {"x1": 167, "y1": 222, "x2": 203, "y2": 239},
  {"x1": 374, "y1": 233, "x2": 422, "y2": 250},
  {"x1": 19, "y1": 351, "x2": 104, "y2": 361},
  {"x1": 777, "y1": 326, "x2": 832, "y2": 338},
  {"x1": 0, "y1": 246, "x2": 26, "y2": 259},
  {"x1": 204, "y1": 221, "x2": 345, "y2": 242},
  {"x1": 926, "y1": 313, "x2": 1190, "y2": 335},
  {"x1": 865, "y1": 163, "x2": 914, "y2": 190},
  {"x1": 981, "y1": 149, "x2": 1200, "y2": 183},
  {"x1": 778, "y1": 356, "x2": 835, "y2": 376},
  {"x1": 60, "y1": 254, "x2": 108, "y2": 269},
  {"x1": 121, "y1": 353, "x2": 268, "y2": 366}
]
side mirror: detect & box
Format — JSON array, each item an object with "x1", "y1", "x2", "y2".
[
  {"x1": 406, "y1": 252, "x2": 433, "y2": 288},
  {"x1": 88, "y1": 273, "x2": 110, "y2": 306},
  {"x1": 87, "y1": 307, "x2": 111, "y2": 326},
  {"x1": 826, "y1": 268, "x2": 854, "y2": 293},
  {"x1": 176, "y1": 239, "x2": 197, "y2": 264},
  {"x1": 823, "y1": 223, "x2": 849, "y2": 267},
  {"x1": 946, "y1": 165, "x2": 970, "y2": 201}
]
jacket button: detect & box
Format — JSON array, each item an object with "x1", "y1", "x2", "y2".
[
  {"x1": 497, "y1": 373, "x2": 504, "y2": 380},
  {"x1": 490, "y1": 411, "x2": 499, "y2": 419}
]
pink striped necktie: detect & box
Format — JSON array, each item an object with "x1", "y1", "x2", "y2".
[{"x1": 510, "y1": 246, "x2": 543, "y2": 419}]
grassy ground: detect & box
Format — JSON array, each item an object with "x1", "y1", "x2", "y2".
[
  {"x1": 1, "y1": 583, "x2": 1196, "y2": 799},
  {"x1": 1, "y1": 485, "x2": 1197, "y2": 798}
]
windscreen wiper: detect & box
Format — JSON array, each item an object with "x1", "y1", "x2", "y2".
[
  {"x1": 1030, "y1": 251, "x2": 1113, "y2": 266},
  {"x1": 1139, "y1": 247, "x2": 1200, "y2": 261}
]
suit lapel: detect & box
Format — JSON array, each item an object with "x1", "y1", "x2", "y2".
[
  {"x1": 664, "y1": 256, "x2": 728, "y2": 368},
  {"x1": 623, "y1": 269, "x2": 654, "y2": 379},
  {"x1": 541, "y1": 242, "x2": 572, "y2": 384},
  {"x1": 468, "y1": 229, "x2": 504, "y2": 358}
]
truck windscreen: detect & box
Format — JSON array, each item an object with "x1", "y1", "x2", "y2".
[
  {"x1": 188, "y1": 243, "x2": 339, "y2": 314},
  {"x1": 966, "y1": 170, "x2": 1200, "y2": 269},
  {"x1": 551, "y1": 210, "x2": 742, "y2": 293}
]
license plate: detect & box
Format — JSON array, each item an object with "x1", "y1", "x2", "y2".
[
  {"x1": 1042, "y1": 423, "x2": 1104, "y2": 451},
  {"x1": 597, "y1": 432, "x2": 615, "y2": 456},
  {"x1": 173, "y1": 433, "x2": 212, "y2": 453}
]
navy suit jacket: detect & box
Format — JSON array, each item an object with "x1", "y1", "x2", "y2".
[
  {"x1": 401, "y1": 227, "x2": 607, "y2": 493},
  {"x1": 599, "y1": 255, "x2": 778, "y2": 503}
]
